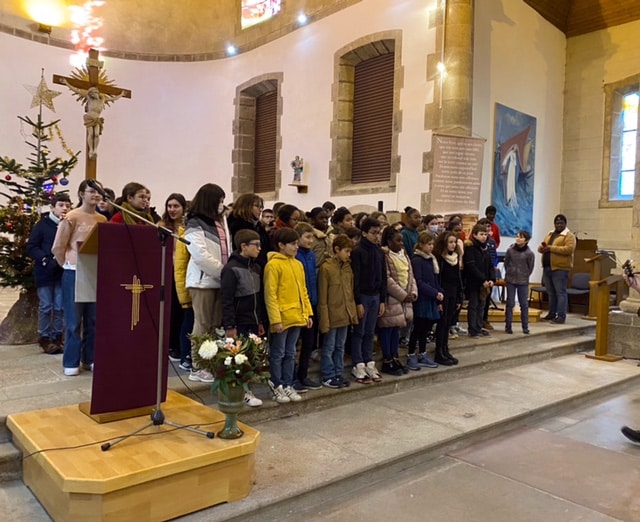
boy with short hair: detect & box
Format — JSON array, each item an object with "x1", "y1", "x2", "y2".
[
  {"x1": 350, "y1": 217, "x2": 386, "y2": 383},
  {"x1": 294, "y1": 222, "x2": 322, "y2": 392},
  {"x1": 261, "y1": 208, "x2": 275, "y2": 232},
  {"x1": 264, "y1": 228, "x2": 313, "y2": 403},
  {"x1": 27, "y1": 193, "x2": 72, "y2": 354},
  {"x1": 463, "y1": 223, "x2": 495, "y2": 338},
  {"x1": 504, "y1": 230, "x2": 535, "y2": 334},
  {"x1": 221, "y1": 228, "x2": 267, "y2": 407}
]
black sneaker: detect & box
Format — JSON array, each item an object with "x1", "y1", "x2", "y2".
[
  {"x1": 550, "y1": 317, "x2": 565, "y2": 324},
  {"x1": 169, "y1": 350, "x2": 181, "y2": 362},
  {"x1": 382, "y1": 360, "x2": 403, "y2": 376},
  {"x1": 393, "y1": 357, "x2": 409, "y2": 374},
  {"x1": 338, "y1": 376, "x2": 351, "y2": 388},
  {"x1": 301, "y1": 377, "x2": 322, "y2": 390},
  {"x1": 179, "y1": 358, "x2": 192, "y2": 371},
  {"x1": 540, "y1": 313, "x2": 555, "y2": 321},
  {"x1": 292, "y1": 381, "x2": 309, "y2": 393},
  {"x1": 322, "y1": 377, "x2": 341, "y2": 389},
  {"x1": 621, "y1": 426, "x2": 640, "y2": 444}
]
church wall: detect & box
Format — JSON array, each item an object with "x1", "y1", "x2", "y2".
[
  {"x1": 473, "y1": 0, "x2": 566, "y2": 281},
  {"x1": 563, "y1": 20, "x2": 640, "y2": 254},
  {"x1": 0, "y1": 0, "x2": 438, "y2": 215}
]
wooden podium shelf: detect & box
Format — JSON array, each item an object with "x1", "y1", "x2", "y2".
[{"x1": 7, "y1": 391, "x2": 260, "y2": 522}]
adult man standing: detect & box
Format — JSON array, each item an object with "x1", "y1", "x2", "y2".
[{"x1": 537, "y1": 214, "x2": 576, "y2": 324}]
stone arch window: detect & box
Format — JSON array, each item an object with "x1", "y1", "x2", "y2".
[
  {"x1": 329, "y1": 31, "x2": 403, "y2": 197},
  {"x1": 601, "y1": 74, "x2": 640, "y2": 207},
  {"x1": 232, "y1": 73, "x2": 283, "y2": 201}
]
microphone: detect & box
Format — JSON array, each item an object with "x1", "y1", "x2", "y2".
[{"x1": 86, "y1": 179, "x2": 108, "y2": 199}]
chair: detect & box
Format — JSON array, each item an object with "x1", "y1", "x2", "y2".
[
  {"x1": 567, "y1": 272, "x2": 591, "y2": 313},
  {"x1": 528, "y1": 284, "x2": 547, "y2": 309}
]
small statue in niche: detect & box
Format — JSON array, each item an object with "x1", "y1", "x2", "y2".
[{"x1": 291, "y1": 155, "x2": 304, "y2": 184}]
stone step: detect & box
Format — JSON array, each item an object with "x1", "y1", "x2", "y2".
[
  {"x1": 173, "y1": 324, "x2": 597, "y2": 426},
  {"x1": 0, "y1": 321, "x2": 596, "y2": 486},
  {"x1": 191, "y1": 353, "x2": 640, "y2": 522}
]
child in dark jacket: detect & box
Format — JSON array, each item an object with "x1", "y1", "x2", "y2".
[
  {"x1": 26, "y1": 193, "x2": 71, "y2": 354},
  {"x1": 504, "y1": 230, "x2": 535, "y2": 334},
  {"x1": 221, "y1": 229, "x2": 267, "y2": 407},
  {"x1": 408, "y1": 231, "x2": 442, "y2": 369},
  {"x1": 434, "y1": 231, "x2": 464, "y2": 365},
  {"x1": 463, "y1": 223, "x2": 495, "y2": 338},
  {"x1": 293, "y1": 222, "x2": 322, "y2": 391}
]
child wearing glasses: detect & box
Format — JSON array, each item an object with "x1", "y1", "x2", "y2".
[{"x1": 221, "y1": 229, "x2": 267, "y2": 407}]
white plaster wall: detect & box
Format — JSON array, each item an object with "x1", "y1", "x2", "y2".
[
  {"x1": 473, "y1": 0, "x2": 566, "y2": 281},
  {"x1": 563, "y1": 20, "x2": 640, "y2": 254},
  {"x1": 0, "y1": 0, "x2": 437, "y2": 213}
]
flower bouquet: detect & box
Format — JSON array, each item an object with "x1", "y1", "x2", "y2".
[{"x1": 190, "y1": 332, "x2": 270, "y2": 396}]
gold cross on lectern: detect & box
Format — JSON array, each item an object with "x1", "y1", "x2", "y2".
[{"x1": 121, "y1": 275, "x2": 153, "y2": 331}]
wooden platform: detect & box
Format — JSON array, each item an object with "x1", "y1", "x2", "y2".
[
  {"x1": 7, "y1": 390, "x2": 260, "y2": 522},
  {"x1": 459, "y1": 305, "x2": 542, "y2": 324}
]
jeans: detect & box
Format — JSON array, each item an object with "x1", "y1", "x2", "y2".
[
  {"x1": 351, "y1": 294, "x2": 380, "y2": 365},
  {"x1": 378, "y1": 326, "x2": 399, "y2": 359},
  {"x1": 542, "y1": 267, "x2": 569, "y2": 320},
  {"x1": 179, "y1": 307, "x2": 195, "y2": 362},
  {"x1": 62, "y1": 269, "x2": 96, "y2": 369},
  {"x1": 269, "y1": 327, "x2": 301, "y2": 388},
  {"x1": 505, "y1": 283, "x2": 529, "y2": 329},
  {"x1": 321, "y1": 326, "x2": 348, "y2": 380},
  {"x1": 297, "y1": 305, "x2": 318, "y2": 381},
  {"x1": 467, "y1": 288, "x2": 485, "y2": 336},
  {"x1": 37, "y1": 283, "x2": 63, "y2": 338}
]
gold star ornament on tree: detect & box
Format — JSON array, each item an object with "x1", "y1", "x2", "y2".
[{"x1": 24, "y1": 74, "x2": 61, "y2": 112}]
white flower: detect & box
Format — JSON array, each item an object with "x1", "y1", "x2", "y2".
[
  {"x1": 249, "y1": 333, "x2": 262, "y2": 345},
  {"x1": 224, "y1": 356, "x2": 233, "y2": 366},
  {"x1": 225, "y1": 337, "x2": 236, "y2": 345},
  {"x1": 198, "y1": 340, "x2": 218, "y2": 359},
  {"x1": 235, "y1": 369, "x2": 241, "y2": 374},
  {"x1": 234, "y1": 353, "x2": 248, "y2": 365}
]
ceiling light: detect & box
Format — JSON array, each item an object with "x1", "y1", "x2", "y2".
[
  {"x1": 297, "y1": 13, "x2": 308, "y2": 25},
  {"x1": 226, "y1": 44, "x2": 237, "y2": 56}
]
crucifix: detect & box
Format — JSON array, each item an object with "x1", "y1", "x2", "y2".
[{"x1": 53, "y1": 49, "x2": 132, "y2": 180}]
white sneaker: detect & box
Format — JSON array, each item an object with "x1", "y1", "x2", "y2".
[
  {"x1": 244, "y1": 391, "x2": 263, "y2": 407},
  {"x1": 63, "y1": 366, "x2": 79, "y2": 376},
  {"x1": 189, "y1": 369, "x2": 214, "y2": 383},
  {"x1": 284, "y1": 386, "x2": 302, "y2": 402},
  {"x1": 273, "y1": 385, "x2": 291, "y2": 404},
  {"x1": 365, "y1": 361, "x2": 382, "y2": 382},
  {"x1": 351, "y1": 362, "x2": 367, "y2": 381}
]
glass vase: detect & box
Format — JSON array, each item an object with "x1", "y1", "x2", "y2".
[{"x1": 216, "y1": 385, "x2": 245, "y2": 439}]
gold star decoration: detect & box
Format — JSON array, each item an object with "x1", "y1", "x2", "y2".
[{"x1": 24, "y1": 77, "x2": 62, "y2": 112}]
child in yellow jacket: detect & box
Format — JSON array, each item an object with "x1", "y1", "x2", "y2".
[{"x1": 264, "y1": 228, "x2": 313, "y2": 404}]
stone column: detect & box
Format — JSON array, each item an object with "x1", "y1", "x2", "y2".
[{"x1": 440, "y1": 0, "x2": 474, "y2": 136}]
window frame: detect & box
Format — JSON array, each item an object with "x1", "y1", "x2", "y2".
[{"x1": 601, "y1": 74, "x2": 640, "y2": 207}]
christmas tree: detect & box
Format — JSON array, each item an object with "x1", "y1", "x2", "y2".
[
  {"x1": 0, "y1": 73, "x2": 80, "y2": 290},
  {"x1": 0, "y1": 72, "x2": 80, "y2": 343}
]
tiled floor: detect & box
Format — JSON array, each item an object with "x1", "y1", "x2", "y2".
[{"x1": 300, "y1": 386, "x2": 640, "y2": 522}]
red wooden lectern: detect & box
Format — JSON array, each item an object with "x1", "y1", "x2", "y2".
[{"x1": 76, "y1": 223, "x2": 173, "y2": 420}]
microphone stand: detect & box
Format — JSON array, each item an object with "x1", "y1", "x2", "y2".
[{"x1": 90, "y1": 184, "x2": 214, "y2": 450}]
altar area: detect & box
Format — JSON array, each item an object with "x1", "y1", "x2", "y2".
[{"x1": 7, "y1": 390, "x2": 259, "y2": 522}]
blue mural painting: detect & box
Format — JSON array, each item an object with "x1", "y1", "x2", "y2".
[{"x1": 492, "y1": 103, "x2": 536, "y2": 237}]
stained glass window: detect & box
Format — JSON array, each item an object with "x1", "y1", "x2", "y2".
[
  {"x1": 619, "y1": 92, "x2": 638, "y2": 198},
  {"x1": 241, "y1": 0, "x2": 282, "y2": 29}
]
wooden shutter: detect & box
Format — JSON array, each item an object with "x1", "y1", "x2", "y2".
[
  {"x1": 351, "y1": 52, "x2": 394, "y2": 184},
  {"x1": 254, "y1": 91, "x2": 277, "y2": 193}
]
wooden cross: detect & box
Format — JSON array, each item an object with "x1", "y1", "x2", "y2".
[{"x1": 53, "y1": 49, "x2": 132, "y2": 180}]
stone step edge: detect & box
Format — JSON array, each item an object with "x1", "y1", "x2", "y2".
[
  {"x1": 170, "y1": 335, "x2": 595, "y2": 425},
  {"x1": 217, "y1": 370, "x2": 640, "y2": 522}
]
